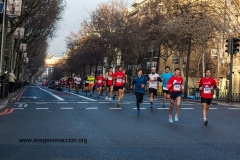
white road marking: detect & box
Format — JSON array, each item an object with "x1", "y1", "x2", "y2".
[
  {"x1": 60, "y1": 107, "x2": 73, "y2": 109},
  {"x1": 181, "y1": 108, "x2": 194, "y2": 109},
  {"x1": 109, "y1": 108, "x2": 122, "y2": 109},
  {"x1": 22, "y1": 96, "x2": 37, "y2": 99},
  {"x1": 99, "y1": 102, "x2": 110, "y2": 103},
  {"x1": 36, "y1": 102, "x2": 47, "y2": 104},
  {"x1": 157, "y1": 108, "x2": 169, "y2": 109},
  {"x1": 86, "y1": 107, "x2": 98, "y2": 110},
  {"x1": 23, "y1": 104, "x2": 28, "y2": 107},
  {"x1": 57, "y1": 102, "x2": 68, "y2": 103},
  {"x1": 18, "y1": 104, "x2": 23, "y2": 107},
  {"x1": 66, "y1": 92, "x2": 97, "y2": 101},
  {"x1": 78, "y1": 102, "x2": 89, "y2": 103},
  {"x1": 133, "y1": 108, "x2": 146, "y2": 109},
  {"x1": 228, "y1": 108, "x2": 240, "y2": 110},
  {"x1": 37, "y1": 87, "x2": 65, "y2": 101},
  {"x1": 36, "y1": 108, "x2": 49, "y2": 109},
  {"x1": 209, "y1": 108, "x2": 218, "y2": 110},
  {"x1": 13, "y1": 108, "x2": 24, "y2": 109}
]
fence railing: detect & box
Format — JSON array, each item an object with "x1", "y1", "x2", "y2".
[{"x1": 0, "y1": 80, "x2": 24, "y2": 99}]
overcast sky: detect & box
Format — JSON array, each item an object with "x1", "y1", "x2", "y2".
[{"x1": 47, "y1": 0, "x2": 133, "y2": 57}]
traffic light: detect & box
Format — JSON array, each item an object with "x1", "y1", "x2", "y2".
[
  {"x1": 225, "y1": 38, "x2": 232, "y2": 54},
  {"x1": 233, "y1": 38, "x2": 240, "y2": 54}
]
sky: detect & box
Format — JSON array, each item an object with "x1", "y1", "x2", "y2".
[{"x1": 47, "y1": 0, "x2": 134, "y2": 57}]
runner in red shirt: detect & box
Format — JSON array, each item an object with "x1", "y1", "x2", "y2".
[
  {"x1": 112, "y1": 66, "x2": 125, "y2": 107},
  {"x1": 166, "y1": 68, "x2": 183, "y2": 123},
  {"x1": 199, "y1": 69, "x2": 217, "y2": 125},
  {"x1": 105, "y1": 67, "x2": 114, "y2": 101},
  {"x1": 95, "y1": 73, "x2": 103, "y2": 98}
]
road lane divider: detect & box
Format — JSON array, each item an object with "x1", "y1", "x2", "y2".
[
  {"x1": 37, "y1": 87, "x2": 65, "y2": 101},
  {"x1": 66, "y1": 92, "x2": 97, "y2": 101},
  {"x1": 60, "y1": 107, "x2": 73, "y2": 109},
  {"x1": 12, "y1": 87, "x2": 27, "y2": 101},
  {"x1": 133, "y1": 108, "x2": 146, "y2": 109},
  {"x1": 36, "y1": 108, "x2": 49, "y2": 110},
  {"x1": 85, "y1": 107, "x2": 98, "y2": 110}
]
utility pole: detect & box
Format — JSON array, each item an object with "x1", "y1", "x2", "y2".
[{"x1": 226, "y1": 37, "x2": 240, "y2": 103}]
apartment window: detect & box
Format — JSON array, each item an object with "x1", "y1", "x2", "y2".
[{"x1": 127, "y1": 65, "x2": 132, "y2": 70}]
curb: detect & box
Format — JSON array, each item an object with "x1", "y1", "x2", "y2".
[{"x1": 0, "y1": 86, "x2": 26, "y2": 109}]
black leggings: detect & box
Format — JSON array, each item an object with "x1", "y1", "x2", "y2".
[{"x1": 135, "y1": 92, "x2": 144, "y2": 110}]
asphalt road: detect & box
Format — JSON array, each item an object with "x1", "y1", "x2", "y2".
[{"x1": 0, "y1": 86, "x2": 240, "y2": 160}]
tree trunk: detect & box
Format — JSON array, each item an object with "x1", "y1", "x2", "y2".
[
  {"x1": 184, "y1": 37, "x2": 191, "y2": 99},
  {"x1": 95, "y1": 59, "x2": 99, "y2": 77}
]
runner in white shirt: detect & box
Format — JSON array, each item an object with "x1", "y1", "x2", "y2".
[
  {"x1": 74, "y1": 75, "x2": 81, "y2": 93},
  {"x1": 147, "y1": 67, "x2": 161, "y2": 108}
]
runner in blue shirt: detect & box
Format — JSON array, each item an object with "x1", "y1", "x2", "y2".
[
  {"x1": 130, "y1": 69, "x2": 147, "y2": 115},
  {"x1": 161, "y1": 66, "x2": 174, "y2": 108}
]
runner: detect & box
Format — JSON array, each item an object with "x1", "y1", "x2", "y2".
[
  {"x1": 87, "y1": 73, "x2": 95, "y2": 96},
  {"x1": 166, "y1": 68, "x2": 183, "y2": 123},
  {"x1": 130, "y1": 69, "x2": 147, "y2": 115},
  {"x1": 199, "y1": 69, "x2": 217, "y2": 125},
  {"x1": 83, "y1": 75, "x2": 88, "y2": 94},
  {"x1": 95, "y1": 73, "x2": 103, "y2": 98},
  {"x1": 105, "y1": 67, "x2": 114, "y2": 101},
  {"x1": 74, "y1": 74, "x2": 81, "y2": 93},
  {"x1": 147, "y1": 67, "x2": 161, "y2": 108},
  {"x1": 112, "y1": 66, "x2": 125, "y2": 107},
  {"x1": 122, "y1": 69, "x2": 128, "y2": 102},
  {"x1": 161, "y1": 66, "x2": 174, "y2": 108}
]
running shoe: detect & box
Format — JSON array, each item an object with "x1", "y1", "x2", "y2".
[
  {"x1": 90, "y1": 94, "x2": 92, "y2": 96},
  {"x1": 169, "y1": 117, "x2": 173, "y2": 123},
  {"x1": 150, "y1": 102, "x2": 153, "y2": 108},
  {"x1": 109, "y1": 98, "x2": 112, "y2": 101},
  {"x1": 117, "y1": 102, "x2": 120, "y2": 107},
  {"x1": 204, "y1": 120, "x2": 208, "y2": 125},
  {"x1": 175, "y1": 116, "x2": 178, "y2": 121},
  {"x1": 113, "y1": 96, "x2": 115, "y2": 100},
  {"x1": 163, "y1": 104, "x2": 165, "y2": 108},
  {"x1": 137, "y1": 110, "x2": 140, "y2": 115},
  {"x1": 105, "y1": 96, "x2": 108, "y2": 100}
]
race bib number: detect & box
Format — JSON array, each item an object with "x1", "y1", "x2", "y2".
[
  {"x1": 117, "y1": 78, "x2": 122, "y2": 83},
  {"x1": 163, "y1": 87, "x2": 168, "y2": 90},
  {"x1": 174, "y1": 84, "x2": 181, "y2": 91},
  {"x1": 204, "y1": 87, "x2": 211, "y2": 94},
  {"x1": 98, "y1": 80, "x2": 102, "y2": 83},
  {"x1": 108, "y1": 77, "x2": 112, "y2": 80}
]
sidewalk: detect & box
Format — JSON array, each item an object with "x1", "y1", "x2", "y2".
[{"x1": 0, "y1": 87, "x2": 26, "y2": 109}]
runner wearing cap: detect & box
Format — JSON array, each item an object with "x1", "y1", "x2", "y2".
[{"x1": 147, "y1": 67, "x2": 161, "y2": 108}]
